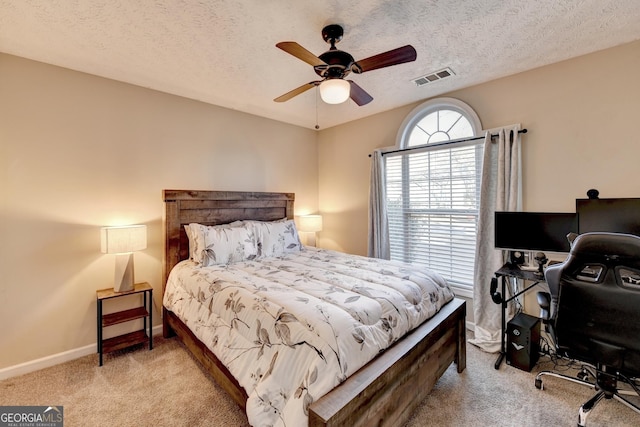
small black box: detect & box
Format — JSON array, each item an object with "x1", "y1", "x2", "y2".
[{"x1": 506, "y1": 313, "x2": 540, "y2": 371}]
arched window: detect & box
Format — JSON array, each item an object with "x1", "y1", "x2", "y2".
[
  {"x1": 396, "y1": 97, "x2": 482, "y2": 147},
  {"x1": 385, "y1": 98, "x2": 483, "y2": 297}
]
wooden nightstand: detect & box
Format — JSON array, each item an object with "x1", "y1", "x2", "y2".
[{"x1": 96, "y1": 282, "x2": 153, "y2": 366}]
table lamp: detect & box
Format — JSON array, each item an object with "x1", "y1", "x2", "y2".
[
  {"x1": 298, "y1": 215, "x2": 323, "y2": 247},
  {"x1": 101, "y1": 225, "x2": 147, "y2": 292}
]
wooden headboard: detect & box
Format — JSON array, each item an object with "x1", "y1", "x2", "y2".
[{"x1": 162, "y1": 190, "x2": 295, "y2": 292}]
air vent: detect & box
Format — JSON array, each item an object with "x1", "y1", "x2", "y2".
[{"x1": 412, "y1": 67, "x2": 455, "y2": 87}]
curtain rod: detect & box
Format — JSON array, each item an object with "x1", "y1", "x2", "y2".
[{"x1": 368, "y1": 128, "x2": 528, "y2": 157}]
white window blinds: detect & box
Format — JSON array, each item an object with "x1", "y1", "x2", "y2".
[{"x1": 385, "y1": 140, "x2": 483, "y2": 293}]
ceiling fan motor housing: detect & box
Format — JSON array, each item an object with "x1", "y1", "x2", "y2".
[{"x1": 315, "y1": 50, "x2": 354, "y2": 78}]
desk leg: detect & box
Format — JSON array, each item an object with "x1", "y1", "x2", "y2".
[
  {"x1": 494, "y1": 276, "x2": 507, "y2": 369},
  {"x1": 148, "y1": 290, "x2": 153, "y2": 350},
  {"x1": 97, "y1": 299, "x2": 103, "y2": 367},
  {"x1": 494, "y1": 353, "x2": 505, "y2": 369}
]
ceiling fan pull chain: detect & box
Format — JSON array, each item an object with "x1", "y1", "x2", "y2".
[{"x1": 315, "y1": 86, "x2": 320, "y2": 130}]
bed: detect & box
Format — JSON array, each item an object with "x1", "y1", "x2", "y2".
[{"x1": 162, "y1": 189, "x2": 466, "y2": 427}]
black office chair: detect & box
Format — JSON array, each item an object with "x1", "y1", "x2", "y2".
[{"x1": 535, "y1": 232, "x2": 640, "y2": 426}]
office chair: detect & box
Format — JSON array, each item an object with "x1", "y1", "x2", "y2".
[{"x1": 535, "y1": 232, "x2": 640, "y2": 426}]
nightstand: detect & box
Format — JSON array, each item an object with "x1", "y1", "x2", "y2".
[{"x1": 96, "y1": 282, "x2": 153, "y2": 366}]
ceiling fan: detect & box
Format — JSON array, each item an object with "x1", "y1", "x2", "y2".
[{"x1": 274, "y1": 24, "x2": 417, "y2": 106}]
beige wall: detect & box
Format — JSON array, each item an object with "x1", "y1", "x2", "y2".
[
  {"x1": 318, "y1": 40, "x2": 640, "y2": 322},
  {"x1": 0, "y1": 54, "x2": 318, "y2": 370},
  {"x1": 318, "y1": 40, "x2": 640, "y2": 255},
  {"x1": 2, "y1": 39, "x2": 639, "y2": 371},
  {"x1": 317, "y1": 106, "x2": 413, "y2": 255}
]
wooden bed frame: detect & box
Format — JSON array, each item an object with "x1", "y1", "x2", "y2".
[{"x1": 162, "y1": 189, "x2": 466, "y2": 427}]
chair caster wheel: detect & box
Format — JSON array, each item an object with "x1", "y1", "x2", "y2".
[
  {"x1": 577, "y1": 371, "x2": 588, "y2": 381},
  {"x1": 535, "y1": 378, "x2": 543, "y2": 390}
]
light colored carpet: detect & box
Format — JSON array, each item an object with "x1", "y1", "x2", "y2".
[{"x1": 1, "y1": 335, "x2": 638, "y2": 426}]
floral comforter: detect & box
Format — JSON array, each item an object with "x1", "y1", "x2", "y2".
[{"x1": 163, "y1": 247, "x2": 454, "y2": 427}]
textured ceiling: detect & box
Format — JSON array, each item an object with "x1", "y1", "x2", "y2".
[{"x1": 2, "y1": 0, "x2": 640, "y2": 130}]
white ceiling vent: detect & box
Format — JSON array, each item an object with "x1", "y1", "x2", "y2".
[{"x1": 412, "y1": 67, "x2": 455, "y2": 87}]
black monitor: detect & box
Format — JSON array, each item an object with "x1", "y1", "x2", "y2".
[
  {"x1": 577, "y1": 198, "x2": 640, "y2": 236},
  {"x1": 495, "y1": 212, "x2": 578, "y2": 252}
]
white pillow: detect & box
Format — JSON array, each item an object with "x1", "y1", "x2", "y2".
[
  {"x1": 186, "y1": 221, "x2": 246, "y2": 265},
  {"x1": 184, "y1": 224, "x2": 198, "y2": 261},
  {"x1": 199, "y1": 225, "x2": 258, "y2": 266},
  {"x1": 248, "y1": 219, "x2": 302, "y2": 258}
]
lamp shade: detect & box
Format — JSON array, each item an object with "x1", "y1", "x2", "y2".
[
  {"x1": 101, "y1": 225, "x2": 147, "y2": 254},
  {"x1": 319, "y1": 79, "x2": 350, "y2": 104},
  {"x1": 298, "y1": 215, "x2": 323, "y2": 233}
]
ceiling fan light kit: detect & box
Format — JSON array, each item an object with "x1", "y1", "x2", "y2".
[
  {"x1": 275, "y1": 24, "x2": 416, "y2": 106},
  {"x1": 319, "y1": 79, "x2": 351, "y2": 104}
]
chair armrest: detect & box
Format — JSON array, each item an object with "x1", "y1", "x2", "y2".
[{"x1": 537, "y1": 291, "x2": 551, "y2": 321}]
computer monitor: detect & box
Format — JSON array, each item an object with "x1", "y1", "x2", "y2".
[
  {"x1": 577, "y1": 198, "x2": 640, "y2": 236},
  {"x1": 494, "y1": 212, "x2": 578, "y2": 253}
]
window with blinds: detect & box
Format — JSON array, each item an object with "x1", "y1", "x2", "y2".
[
  {"x1": 387, "y1": 99, "x2": 483, "y2": 296},
  {"x1": 385, "y1": 142, "x2": 483, "y2": 292}
]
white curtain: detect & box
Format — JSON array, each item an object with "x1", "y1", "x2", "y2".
[
  {"x1": 368, "y1": 149, "x2": 390, "y2": 259},
  {"x1": 469, "y1": 126, "x2": 522, "y2": 352}
]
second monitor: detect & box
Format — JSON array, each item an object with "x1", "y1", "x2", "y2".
[{"x1": 494, "y1": 211, "x2": 579, "y2": 254}]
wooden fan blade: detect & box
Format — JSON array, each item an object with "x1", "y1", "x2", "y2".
[
  {"x1": 348, "y1": 81, "x2": 373, "y2": 106},
  {"x1": 353, "y1": 45, "x2": 417, "y2": 73},
  {"x1": 274, "y1": 82, "x2": 318, "y2": 102},
  {"x1": 276, "y1": 42, "x2": 327, "y2": 67}
]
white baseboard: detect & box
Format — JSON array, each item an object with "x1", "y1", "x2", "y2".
[{"x1": 0, "y1": 325, "x2": 163, "y2": 381}]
